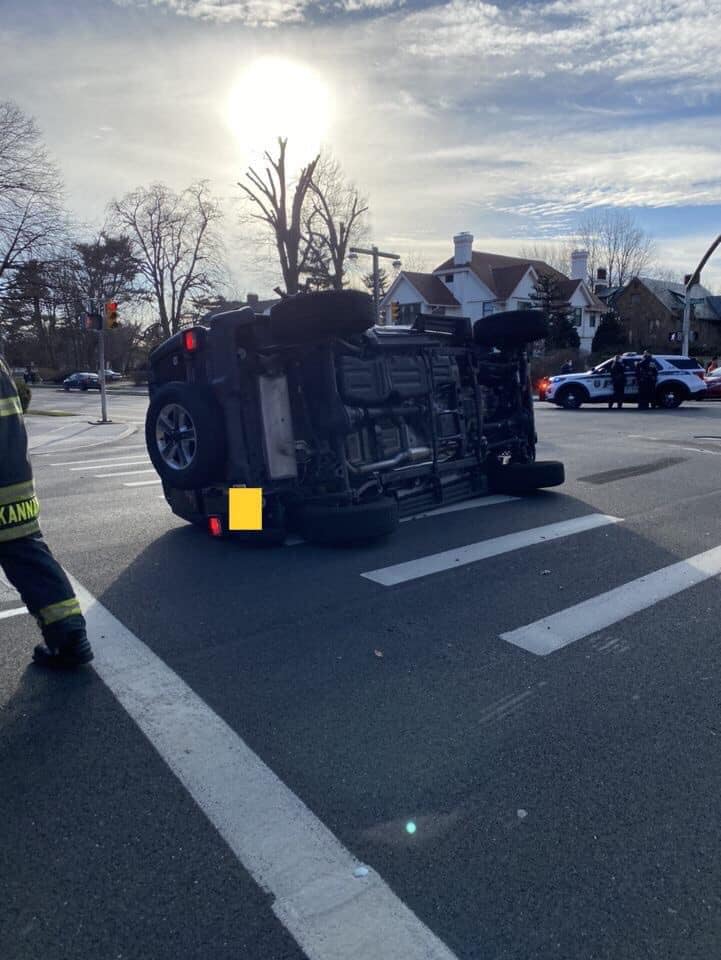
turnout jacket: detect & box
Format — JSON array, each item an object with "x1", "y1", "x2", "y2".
[{"x1": 0, "y1": 357, "x2": 40, "y2": 541}]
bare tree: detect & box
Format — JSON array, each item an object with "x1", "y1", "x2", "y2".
[
  {"x1": 574, "y1": 210, "x2": 655, "y2": 287},
  {"x1": 238, "y1": 137, "x2": 319, "y2": 296},
  {"x1": 0, "y1": 101, "x2": 65, "y2": 283},
  {"x1": 304, "y1": 154, "x2": 368, "y2": 291},
  {"x1": 110, "y1": 181, "x2": 224, "y2": 338},
  {"x1": 517, "y1": 242, "x2": 570, "y2": 275}
]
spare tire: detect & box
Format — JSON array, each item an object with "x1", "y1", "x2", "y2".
[
  {"x1": 292, "y1": 496, "x2": 399, "y2": 545},
  {"x1": 474, "y1": 310, "x2": 548, "y2": 348},
  {"x1": 146, "y1": 381, "x2": 226, "y2": 490},
  {"x1": 269, "y1": 290, "x2": 376, "y2": 344},
  {"x1": 488, "y1": 460, "x2": 565, "y2": 494}
]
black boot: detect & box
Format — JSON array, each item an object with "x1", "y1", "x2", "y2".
[{"x1": 33, "y1": 629, "x2": 94, "y2": 668}]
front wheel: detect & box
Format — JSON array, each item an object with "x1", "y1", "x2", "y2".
[{"x1": 557, "y1": 385, "x2": 585, "y2": 410}]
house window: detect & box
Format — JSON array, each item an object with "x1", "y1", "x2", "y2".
[
  {"x1": 483, "y1": 301, "x2": 496, "y2": 317},
  {"x1": 631, "y1": 294, "x2": 640, "y2": 305},
  {"x1": 573, "y1": 308, "x2": 582, "y2": 327},
  {"x1": 517, "y1": 300, "x2": 531, "y2": 310},
  {"x1": 444, "y1": 274, "x2": 453, "y2": 283},
  {"x1": 589, "y1": 314, "x2": 597, "y2": 328},
  {"x1": 398, "y1": 302, "x2": 421, "y2": 324}
]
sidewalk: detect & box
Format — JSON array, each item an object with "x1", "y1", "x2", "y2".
[{"x1": 25, "y1": 417, "x2": 137, "y2": 453}]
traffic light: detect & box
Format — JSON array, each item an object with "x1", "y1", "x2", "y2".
[
  {"x1": 104, "y1": 301, "x2": 119, "y2": 329},
  {"x1": 390, "y1": 301, "x2": 400, "y2": 323}
]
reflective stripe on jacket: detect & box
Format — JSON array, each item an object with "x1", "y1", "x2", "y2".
[{"x1": 0, "y1": 358, "x2": 40, "y2": 541}]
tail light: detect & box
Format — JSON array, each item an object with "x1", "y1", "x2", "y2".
[
  {"x1": 182, "y1": 329, "x2": 198, "y2": 352},
  {"x1": 208, "y1": 516, "x2": 223, "y2": 537}
]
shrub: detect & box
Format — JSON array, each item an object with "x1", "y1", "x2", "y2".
[{"x1": 14, "y1": 379, "x2": 31, "y2": 412}]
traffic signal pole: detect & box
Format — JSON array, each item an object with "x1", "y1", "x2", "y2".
[
  {"x1": 682, "y1": 234, "x2": 721, "y2": 355},
  {"x1": 87, "y1": 300, "x2": 112, "y2": 425}
]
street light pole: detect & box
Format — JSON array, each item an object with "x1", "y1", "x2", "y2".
[
  {"x1": 349, "y1": 244, "x2": 401, "y2": 321},
  {"x1": 682, "y1": 234, "x2": 721, "y2": 355}
]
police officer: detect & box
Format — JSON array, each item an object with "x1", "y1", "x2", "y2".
[
  {"x1": 636, "y1": 350, "x2": 658, "y2": 410},
  {"x1": 608, "y1": 354, "x2": 626, "y2": 410},
  {"x1": 0, "y1": 355, "x2": 93, "y2": 667}
]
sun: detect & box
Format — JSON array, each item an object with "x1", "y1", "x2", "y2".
[{"x1": 227, "y1": 58, "x2": 331, "y2": 167}]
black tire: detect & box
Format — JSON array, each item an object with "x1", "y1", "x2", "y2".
[
  {"x1": 556, "y1": 384, "x2": 586, "y2": 410},
  {"x1": 292, "y1": 497, "x2": 399, "y2": 545},
  {"x1": 146, "y1": 381, "x2": 226, "y2": 490},
  {"x1": 656, "y1": 383, "x2": 685, "y2": 409},
  {"x1": 489, "y1": 460, "x2": 565, "y2": 494},
  {"x1": 63, "y1": 385, "x2": 70, "y2": 391},
  {"x1": 81, "y1": 383, "x2": 88, "y2": 391},
  {"x1": 473, "y1": 310, "x2": 548, "y2": 348},
  {"x1": 269, "y1": 290, "x2": 376, "y2": 344}
]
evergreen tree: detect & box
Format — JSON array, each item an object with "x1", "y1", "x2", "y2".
[
  {"x1": 591, "y1": 311, "x2": 626, "y2": 355},
  {"x1": 529, "y1": 273, "x2": 580, "y2": 350}
]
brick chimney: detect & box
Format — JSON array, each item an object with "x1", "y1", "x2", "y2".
[
  {"x1": 570, "y1": 249, "x2": 589, "y2": 281},
  {"x1": 453, "y1": 232, "x2": 473, "y2": 266},
  {"x1": 246, "y1": 293, "x2": 259, "y2": 309}
]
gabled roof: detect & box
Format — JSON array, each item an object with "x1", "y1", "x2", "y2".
[
  {"x1": 401, "y1": 271, "x2": 460, "y2": 306},
  {"x1": 556, "y1": 278, "x2": 606, "y2": 311},
  {"x1": 635, "y1": 277, "x2": 717, "y2": 320},
  {"x1": 434, "y1": 250, "x2": 567, "y2": 296},
  {"x1": 491, "y1": 264, "x2": 531, "y2": 299}
]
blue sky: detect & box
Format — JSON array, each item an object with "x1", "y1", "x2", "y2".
[{"x1": 4, "y1": 0, "x2": 721, "y2": 293}]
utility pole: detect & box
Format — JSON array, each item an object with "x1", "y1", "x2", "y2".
[
  {"x1": 349, "y1": 245, "x2": 401, "y2": 322},
  {"x1": 682, "y1": 234, "x2": 721, "y2": 355}
]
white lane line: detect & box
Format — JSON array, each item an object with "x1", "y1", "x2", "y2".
[
  {"x1": 124, "y1": 478, "x2": 162, "y2": 487},
  {"x1": 70, "y1": 460, "x2": 149, "y2": 471},
  {"x1": 502, "y1": 543, "x2": 721, "y2": 656},
  {"x1": 51, "y1": 453, "x2": 149, "y2": 467},
  {"x1": 0, "y1": 606, "x2": 28, "y2": 620},
  {"x1": 399, "y1": 494, "x2": 517, "y2": 522},
  {"x1": 362, "y1": 514, "x2": 622, "y2": 587},
  {"x1": 93, "y1": 468, "x2": 157, "y2": 478},
  {"x1": 68, "y1": 578, "x2": 458, "y2": 960}
]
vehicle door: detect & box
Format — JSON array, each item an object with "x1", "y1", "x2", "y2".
[
  {"x1": 588, "y1": 359, "x2": 614, "y2": 402},
  {"x1": 622, "y1": 358, "x2": 639, "y2": 398}
]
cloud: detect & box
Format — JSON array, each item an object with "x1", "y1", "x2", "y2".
[
  {"x1": 402, "y1": 0, "x2": 721, "y2": 99},
  {"x1": 113, "y1": 0, "x2": 404, "y2": 26}
]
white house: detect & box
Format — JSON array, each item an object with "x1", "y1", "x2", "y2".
[{"x1": 380, "y1": 233, "x2": 605, "y2": 353}]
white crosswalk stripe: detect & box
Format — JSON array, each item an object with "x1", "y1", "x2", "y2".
[
  {"x1": 68, "y1": 459, "x2": 149, "y2": 470},
  {"x1": 92, "y1": 468, "x2": 157, "y2": 478},
  {"x1": 501, "y1": 543, "x2": 721, "y2": 655},
  {"x1": 361, "y1": 513, "x2": 622, "y2": 586}
]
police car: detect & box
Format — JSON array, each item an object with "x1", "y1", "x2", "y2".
[{"x1": 541, "y1": 354, "x2": 707, "y2": 409}]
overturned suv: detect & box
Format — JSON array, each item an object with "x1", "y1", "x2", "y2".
[{"x1": 145, "y1": 291, "x2": 564, "y2": 545}]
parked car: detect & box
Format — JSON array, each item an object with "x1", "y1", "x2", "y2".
[
  {"x1": 542, "y1": 354, "x2": 706, "y2": 409},
  {"x1": 703, "y1": 368, "x2": 721, "y2": 399},
  {"x1": 145, "y1": 291, "x2": 564, "y2": 545},
  {"x1": 63, "y1": 372, "x2": 101, "y2": 391},
  {"x1": 103, "y1": 368, "x2": 123, "y2": 381}
]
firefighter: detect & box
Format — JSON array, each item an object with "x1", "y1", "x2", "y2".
[
  {"x1": 608, "y1": 354, "x2": 626, "y2": 409},
  {"x1": 636, "y1": 351, "x2": 658, "y2": 410},
  {"x1": 0, "y1": 355, "x2": 93, "y2": 667}
]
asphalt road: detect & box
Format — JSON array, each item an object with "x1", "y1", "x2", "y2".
[{"x1": 4, "y1": 391, "x2": 721, "y2": 960}]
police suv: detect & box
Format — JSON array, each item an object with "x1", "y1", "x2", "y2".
[{"x1": 541, "y1": 354, "x2": 707, "y2": 409}]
